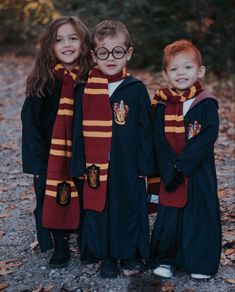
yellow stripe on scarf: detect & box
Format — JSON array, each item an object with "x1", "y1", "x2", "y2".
[
  {"x1": 84, "y1": 88, "x2": 109, "y2": 95},
  {"x1": 83, "y1": 120, "x2": 113, "y2": 126},
  {"x1": 88, "y1": 77, "x2": 108, "y2": 83},
  {"x1": 165, "y1": 126, "x2": 185, "y2": 133},
  {"x1": 83, "y1": 131, "x2": 112, "y2": 138},
  {"x1": 157, "y1": 89, "x2": 168, "y2": 100},
  {"x1": 46, "y1": 179, "x2": 75, "y2": 187},
  {"x1": 57, "y1": 109, "x2": 73, "y2": 116},
  {"x1": 165, "y1": 114, "x2": 184, "y2": 121},
  {"x1": 50, "y1": 149, "x2": 71, "y2": 157},
  {"x1": 60, "y1": 97, "x2": 74, "y2": 105},
  {"x1": 51, "y1": 139, "x2": 72, "y2": 146}
]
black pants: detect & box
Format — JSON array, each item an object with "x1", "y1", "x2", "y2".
[{"x1": 33, "y1": 174, "x2": 53, "y2": 252}]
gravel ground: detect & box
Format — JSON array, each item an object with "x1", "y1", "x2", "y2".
[{"x1": 0, "y1": 56, "x2": 234, "y2": 292}]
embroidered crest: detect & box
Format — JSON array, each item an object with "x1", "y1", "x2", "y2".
[
  {"x1": 56, "y1": 181, "x2": 71, "y2": 206},
  {"x1": 188, "y1": 120, "x2": 201, "y2": 139},
  {"x1": 113, "y1": 100, "x2": 129, "y2": 125},
  {"x1": 87, "y1": 164, "x2": 100, "y2": 189}
]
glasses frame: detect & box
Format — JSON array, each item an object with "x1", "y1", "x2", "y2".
[{"x1": 94, "y1": 46, "x2": 130, "y2": 60}]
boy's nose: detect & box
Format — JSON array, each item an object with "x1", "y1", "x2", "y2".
[
  {"x1": 107, "y1": 52, "x2": 115, "y2": 61},
  {"x1": 177, "y1": 67, "x2": 184, "y2": 74}
]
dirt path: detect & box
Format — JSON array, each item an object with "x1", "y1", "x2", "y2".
[{"x1": 0, "y1": 56, "x2": 234, "y2": 291}]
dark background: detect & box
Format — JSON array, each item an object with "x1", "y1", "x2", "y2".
[{"x1": 0, "y1": 0, "x2": 234, "y2": 76}]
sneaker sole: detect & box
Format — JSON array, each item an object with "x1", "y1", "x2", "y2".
[
  {"x1": 153, "y1": 268, "x2": 173, "y2": 278},
  {"x1": 191, "y1": 274, "x2": 211, "y2": 279}
]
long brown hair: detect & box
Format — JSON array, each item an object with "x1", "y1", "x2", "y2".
[{"x1": 26, "y1": 16, "x2": 93, "y2": 98}]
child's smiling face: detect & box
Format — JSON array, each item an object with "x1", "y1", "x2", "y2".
[
  {"x1": 54, "y1": 22, "x2": 82, "y2": 71},
  {"x1": 163, "y1": 50, "x2": 205, "y2": 93},
  {"x1": 91, "y1": 33, "x2": 133, "y2": 76}
]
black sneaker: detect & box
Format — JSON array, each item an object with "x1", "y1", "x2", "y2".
[
  {"x1": 100, "y1": 258, "x2": 119, "y2": 278},
  {"x1": 121, "y1": 258, "x2": 146, "y2": 273},
  {"x1": 49, "y1": 249, "x2": 70, "y2": 268},
  {"x1": 49, "y1": 230, "x2": 70, "y2": 268}
]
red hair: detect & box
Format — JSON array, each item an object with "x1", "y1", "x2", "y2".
[{"x1": 163, "y1": 39, "x2": 202, "y2": 70}]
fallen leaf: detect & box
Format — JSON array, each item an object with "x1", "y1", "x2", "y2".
[
  {"x1": 224, "y1": 278, "x2": 235, "y2": 284},
  {"x1": 20, "y1": 190, "x2": 34, "y2": 201},
  {"x1": 7, "y1": 204, "x2": 16, "y2": 210},
  {"x1": 30, "y1": 240, "x2": 39, "y2": 250},
  {"x1": 0, "y1": 230, "x2": 5, "y2": 237},
  {"x1": 225, "y1": 248, "x2": 235, "y2": 256},
  {"x1": 44, "y1": 285, "x2": 56, "y2": 292},
  {"x1": 0, "y1": 283, "x2": 10, "y2": 290},
  {"x1": 0, "y1": 259, "x2": 22, "y2": 276},
  {"x1": 161, "y1": 282, "x2": 175, "y2": 292},
  {"x1": 32, "y1": 283, "x2": 43, "y2": 292},
  {"x1": 0, "y1": 214, "x2": 8, "y2": 219},
  {"x1": 32, "y1": 283, "x2": 56, "y2": 292}
]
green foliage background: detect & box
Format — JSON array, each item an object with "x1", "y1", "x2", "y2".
[{"x1": 0, "y1": 0, "x2": 234, "y2": 75}]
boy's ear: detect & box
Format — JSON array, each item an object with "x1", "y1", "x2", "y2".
[
  {"x1": 91, "y1": 50, "x2": 97, "y2": 63},
  {"x1": 198, "y1": 65, "x2": 206, "y2": 78},
  {"x1": 126, "y1": 47, "x2": 133, "y2": 61},
  {"x1": 162, "y1": 70, "x2": 169, "y2": 82}
]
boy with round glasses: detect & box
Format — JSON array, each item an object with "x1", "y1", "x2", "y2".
[{"x1": 71, "y1": 20, "x2": 154, "y2": 278}]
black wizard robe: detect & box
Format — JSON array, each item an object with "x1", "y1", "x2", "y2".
[
  {"x1": 150, "y1": 92, "x2": 221, "y2": 275},
  {"x1": 71, "y1": 76, "x2": 154, "y2": 260},
  {"x1": 21, "y1": 79, "x2": 85, "y2": 251}
]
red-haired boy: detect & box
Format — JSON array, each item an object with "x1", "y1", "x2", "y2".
[{"x1": 150, "y1": 39, "x2": 221, "y2": 279}]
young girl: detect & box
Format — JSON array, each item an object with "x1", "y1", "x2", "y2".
[{"x1": 21, "y1": 16, "x2": 92, "y2": 268}]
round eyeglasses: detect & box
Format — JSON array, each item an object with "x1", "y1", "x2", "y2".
[{"x1": 94, "y1": 46, "x2": 129, "y2": 60}]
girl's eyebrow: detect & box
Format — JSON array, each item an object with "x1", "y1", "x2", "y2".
[{"x1": 57, "y1": 33, "x2": 78, "y2": 37}]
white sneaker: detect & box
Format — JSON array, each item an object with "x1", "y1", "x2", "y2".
[
  {"x1": 153, "y1": 265, "x2": 173, "y2": 278},
  {"x1": 191, "y1": 273, "x2": 211, "y2": 279}
]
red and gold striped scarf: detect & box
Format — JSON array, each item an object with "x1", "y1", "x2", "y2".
[
  {"x1": 152, "y1": 81, "x2": 202, "y2": 153},
  {"x1": 150, "y1": 81, "x2": 202, "y2": 208},
  {"x1": 42, "y1": 63, "x2": 80, "y2": 229},
  {"x1": 82, "y1": 66, "x2": 128, "y2": 211}
]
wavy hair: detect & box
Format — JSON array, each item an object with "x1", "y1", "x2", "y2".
[{"x1": 26, "y1": 16, "x2": 93, "y2": 97}]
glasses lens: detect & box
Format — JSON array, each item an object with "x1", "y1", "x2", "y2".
[
  {"x1": 113, "y1": 47, "x2": 126, "y2": 59},
  {"x1": 96, "y1": 48, "x2": 109, "y2": 60}
]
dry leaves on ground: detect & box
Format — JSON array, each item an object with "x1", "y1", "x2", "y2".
[
  {"x1": 0, "y1": 259, "x2": 22, "y2": 276},
  {"x1": 0, "y1": 282, "x2": 10, "y2": 291}
]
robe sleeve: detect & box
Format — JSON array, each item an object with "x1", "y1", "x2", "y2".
[
  {"x1": 153, "y1": 104, "x2": 178, "y2": 188},
  {"x1": 175, "y1": 99, "x2": 219, "y2": 176},
  {"x1": 21, "y1": 96, "x2": 48, "y2": 175},
  {"x1": 137, "y1": 84, "x2": 155, "y2": 176},
  {"x1": 70, "y1": 86, "x2": 86, "y2": 177}
]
